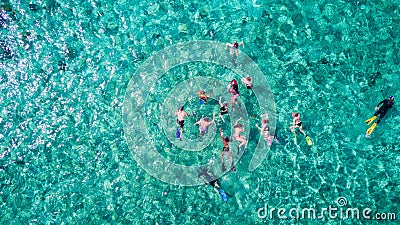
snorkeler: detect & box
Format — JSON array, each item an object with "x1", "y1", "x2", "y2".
[
  {"x1": 198, "y1": 167, "x2": 228, "y2": 202},
  {"x1": 195, "y1": 112, "x2": 216, "y2": 137},
  {"x1": 174, "y1": 106, "x2": 189, "y2": 139},
  {"x1": 289, "y1": 112, "x2": 307, "y2": 136},
  {"x1": 197, "y1": 90, "x2": 212, "y2": 105},
  {"x1": 255, "y1": 113, "x2": 278, "y2": 146},
  {"x1": 233, "y1": 117, "x2": 247, "y2": 153},
  {"x1": 241, "y1": 75, "x2": 253, "y2": 89},
  {"x1": 290, "y1": 112, "x2": 312, "y2": 146},
  {"x1": 219, "y1": 96, "x2": 229, "y2": 122},
  {"x1": 219, "y1": 128, "x2": 235, "y2": 172},
  {"x1": 229, "y1": 78, "x2": 239, "y2": 93},
  {"x1": 225, "y1": 41, "x2": 244, "y2": 57},
  {"x1": 365, "y1": 96, "x2": 395, "y2": 136},
  {"x1": 227, "y1": 79, "x2": 240, "y2": 111}
]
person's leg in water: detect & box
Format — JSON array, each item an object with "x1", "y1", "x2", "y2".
[
  {"x1": 231, "y1": 54, "x2": 237, "y2": 66},
  {"x1": 199, "y1": 126, "x2": 205, "y2": 136},
  {"x1": 177, "y1": 119, "x2": 185, "y2": 132},
  {"x1": 176, "y1": 120, "x2": 185, "y2": 140},
  {"x1": 236, "y1": 136, "x2": 247, "y2": 153},
  {"x1": 298, "y1": 125, "x2": 307, "y2": 136},
  {"x1": 220, "y1": 149, "x2": 227, "y2": 171},
  {"x1": 272, "y1": 128, "x2": 279, "y2": 143},
  {"x1": 199, "y1": 126, "x2": 209, "y2": 140},
  {"x1": 219, "y1": 114, "x2": 225, "y2": 123},
  {"x1": 374, "y1": 109, "x2": 387, "y2": 124},
  {"x1": 366, "y1": 109, "x2": 387, "y2": 136},
  {"x1": 227, "y1": 150, "x2": 236, "y2": 171},
  {"x1": 213, "y1": 183, "x2": 221, "y2": 194},
  {"x1": 289, "y1": 124, "x2": 297, "y2": 133},
  {"x1": 230, "y1": 94, "x2": 238, "y2": 111}
]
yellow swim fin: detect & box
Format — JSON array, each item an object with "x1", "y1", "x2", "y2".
[
  {"x1": 305, "y1": 136, "x2": 313, "y2": 146},
  {"x1": 365, "y1": 116, "x2": 377, "y2": 125},
  {"x1": 366, "y1": 123, "x2": 377, "y2": 136}
]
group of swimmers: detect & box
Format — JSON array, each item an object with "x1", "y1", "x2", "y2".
[
  {"x1": 174, "y1": 78, "x2": 254, "y2": 172},
  {"x1": 174, "y1": 41, "x2": 312, "y2": 173},
  {"x1": 181, "y1": 41, "x2": 395, "y2": 202},
  {"x1": 174, "y1": 69, "x2": 278, "y2": 173}
]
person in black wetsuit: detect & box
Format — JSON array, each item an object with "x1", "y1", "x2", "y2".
[
  {"x1": 365, "y1": 96, "x2": 395, "y2": 136},
  {"x1": 366, "y1": 96, "x2": 395, "y2": 124},
  {"x1": 374, "y1": 96, "x2": 395, "y2": 123}
]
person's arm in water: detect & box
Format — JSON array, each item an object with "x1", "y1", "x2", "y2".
[
  {"x1": 235, "y1": 117, "x2": 242, "y2": 126},
  {"x1": 194, "y1": 118, "x2": 201, "y2": 126},
  {"x1": 219, "y1": 96, "x2": 224, "y2": 107},
  {"x1": 292, "y1": 117, "x2": 298, "y2": 126},
  {"x1": 210, "y1": 112, "x2": 216, "y2": 124},
  {"x1": 377, "y1": 100, "x2": 385, "y2": 107},
  {"x1": 375, "y1": 100, "x2": 386, "y2": 110},
  {"x1": 185, "y1": 110, "x2": 196, "y2": 117},
  {"x1": 255, "y1": 123, "x2": 262, "y2": 131},
  {"x1": 238, "y1": 41, "x2": 244, "y2": 48}
]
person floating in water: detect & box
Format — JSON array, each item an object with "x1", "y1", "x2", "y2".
[
  {"x1": 198, "y1": 167, "x2": 228, "y2": 202},
  {"x1": 218, "y1": 96, "x2": 229, "y2": 122},
  {"x1": 197, "y1": 90, "x2": 212, "y2": 105},
  {"x1": 195, "y1": 112, "x2": 216, "y2": 138},
  {"x1": 225, "y1": 41, "x2": 244, "y2": 57},
  {"x1": 233, "y1": 117, "x2": 247, "y2": 153},
  {"x1": 290, "y1": 112, "x2": 312, "y2": 146},
  {"x1": 229, "y1": 78, "x2": 239, "y2": 93},
  {"x1": 241, "y1": 75, "x2": 253, "y2": 90},
  {"x1": 174, "y1": 106, "x2": 189, "y2": 139},
  {"x1": 219, "y1": 128, "x2": 235, "y2": 172},
  {"x1": 227, "y1": 79, "x2": 240, "y2": 111},
  {"x1": 365, "y1": 96, "x2": 395, "y2": 136},
  {"x1": 255, "y1": 113, "x2": 278, "y2": 146},
  {"x1": 290, "y1": 112, "x2": 307, "y2": 136}
]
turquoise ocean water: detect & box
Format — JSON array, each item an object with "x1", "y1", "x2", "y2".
[{"x1": 1, "y1": 0, "x2": 399, "y2": 224}]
